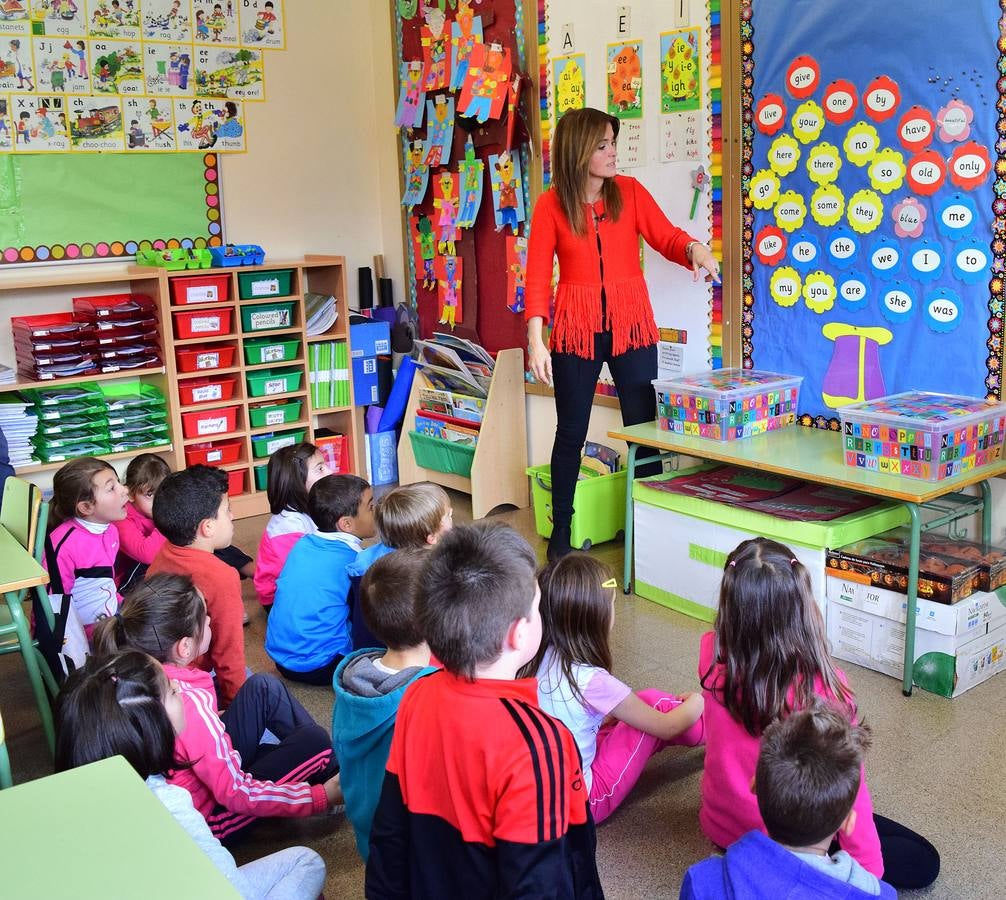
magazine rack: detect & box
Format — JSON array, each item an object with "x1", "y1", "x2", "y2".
[{"x1": 397, "y1": 347, "x2": 529, "y2": 519}]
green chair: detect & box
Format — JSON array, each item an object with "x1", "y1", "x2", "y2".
[
  {"x1": 0, "y1": 709, "x2": 12, "y2": 789},
  {"x1": 0, "y1": 477, "x2": 58, "y2": 756}
]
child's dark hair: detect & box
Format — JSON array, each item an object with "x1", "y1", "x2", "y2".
[
  {"x1": 418, "y1": 521, "x2": 537, "y2": 680},
  {"x1": 92, "y1": 573, "x2": 206, "y2": 662},
  {"x1": 50, "y1": 457, "x2": 116, "y2": 528},
  {"x1": 152, "y1": 464, "x2": 228, "y2": 546},
  {"x1": 54, "y1": 649, "x2": 189, "y2": 779},
  {"x1": 756, "y1": 700, "x2": 872, "y2": 847},
  {"x1": 700, "y1": 537, "x2": 855, "y2": 736},
  {"x1": 267, "y1": 442, "x2": 320, "y2": 515},
  {"x1": 309, "y1": 473, "x2": 369, "y2": 533},
  {"x1": 375, "y1": 482, "x2": 450, "y2": 548},
  {"x1": 124, "y1": 453, "x2": 171, "y2": 494},
  {"x1": 360, "y1": 548, "x2": 428, "y2": 650},
  {"x1": 520, "y1": 554, "x2": 614, "y2": 696}
]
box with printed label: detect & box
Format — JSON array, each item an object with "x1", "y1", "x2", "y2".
[
  {"x1": 353, "y1": 356, "x2": 380, "y2": 406},
  {"x1": 181, "y1": 405, "x2": 239, "y2": 439},
  {"x1": 825, "y1": 573, "x2": 1006, "y2": 697},
  {"x1": 349, "y1": 321, "x2": 391, "y2": 358}
]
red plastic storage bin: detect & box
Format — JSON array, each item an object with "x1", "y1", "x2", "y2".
[
  {"x1": 181, "y1": 404, "x2": 239, "y2": 438},
  {"x1": 171, "y1": 274, "x2": 231, "y2": 305},
  {"x1": 173, "y1": 307, "x2": 233, "y2": 339},
  {"x1": 184, "y1": 438, "x2": 244, "y2": 466},
  {"x1": 225, "y1": 469, "x2": 246, "y2": 497},
  {"x1": 175, "y1": 343, "x2": 236, "y2": 373},
  {"x1": 12, "y1": 312, "x2": 91, "y2": 340},
  {"x1": 178, "y1": 375, "x2": 238, "y2": 406},
  {"x1": 73, "y1": 294, "x2": 158, "y2": 320}
]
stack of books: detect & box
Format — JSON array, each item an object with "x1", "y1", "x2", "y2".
[
  {"x1": 0, "y1": 395, "x2": 38, "y2": 468},
  {"x1": 309, "y1": 341, "x2": 350, "y2": 409}
]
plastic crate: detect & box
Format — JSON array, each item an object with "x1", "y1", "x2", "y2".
[
  {"x1": 135, "y1": 248, "x2": 212, "y2": 270},
  {"x1": 839, "y1": 391, "x2": 1006, "y2": 481},
  {"x1": 244, "y1": 336, "x2": 300, "y2": 365},
  {"x1": 225, "y1": 469, "x2": 246, "y2": 497},
  {"x1": 527, "y1": 463, "x2": 628, "y2": 551},
  {"x1": 12, "y1": 312, "x2": 91, "y2": 340},
  {"x1": 254, "y1": 464, "x2": 268, "y2": 490},
  {"x1": 252, "y1": 429, "x2": 307, "y2": 458},
  {"x1": 653, "y1": 368, "x2": 802, "y2": 441},
  {"x1": 246, "y1": 367, "x2": 303, "y2": 397},
  {"x1": 175, "y1": 343, "x2": 237, "y2": 373},
  {"x1": 171, "y1": 273, "x2": 231, "y2": 305},
  {"x1": 100, "y1": 382, "x2": 166, "y2": 411},
  {"x1": 408, "y1": 430, "x2": 475, "y2": 478},
  {"x1": 72, "y1": 294, "x2": 158, "y2": 320},
  {"x1": 249, "y1": 400, "x2": 302, "y2": 428},
  {"x1": 240, "y1": 301, "x2": 295, "y2": 333},
  {"x1": 237, "y1": 269, "x2": 294, "y2": 300},
  {"x1": 209, "y1": 244, "x2": 266, "y2": 267},
  {"x1": 185, "y1": 438, "x2": 244, "y2": 466},
  {"x1": 181, "y1": 405, "x2": 239, "y2": 439},
  {"x1": 172, "y1": 306, "x2": 233, "y2": 340},
  {"x1": 177, "y1": 375, "x2": 238, "y2": 406}
]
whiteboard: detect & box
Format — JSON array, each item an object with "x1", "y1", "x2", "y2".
[{"x1": 538, "y1": 0, "x2": 714, "y2": 374}]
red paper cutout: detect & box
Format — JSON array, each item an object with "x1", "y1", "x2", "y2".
[
  {"x1": 948, "y1": 141, "x2": 991, "y2": 190},
  {"x1": 754, "y1": 225, "x2": 787, "y2": 266},
  {"x1": 906, "y1": 149, "x2": 946, "y2": 195},
  {"x1": 434, "y1": 255, "x2": 463, "y2": 327},
  {"x1": 822, "y1": 80, "x2": 858, "y2": 126},
  {"x1": 785, "y1": 55, "x2": 819, "y2": 99},
  {"x1": 863, "y1": 75, "x2": 900, "y2": 122},
  {"x1": 755, "y1": 93, "x2": 787, "y2": 135},
  {"x1": 897, "y1": 106, "x2": 934, "y2": 153}
]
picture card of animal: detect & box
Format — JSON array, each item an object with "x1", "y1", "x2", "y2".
[{"x1": 141, "y1": 0, "x2": 191, "y2": 42}]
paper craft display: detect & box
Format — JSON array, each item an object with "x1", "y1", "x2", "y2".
[
  {"x1": 69, "y1": 93, "x2": 121, "y2": 149},
  {"x1": 420, "y1": 5, "x2": 451, "y2": 91},
  {"x1": 195, "y1": 44, "x2": 265, "y2": 101},
  {"x1": 433, "y1": 170, "x2": 460, "y2": 254},
  {"x1": 411, "y1": 213, "x2": 437, "y2": 290},
  {"x1": 395, "y1": 59, "x2": 426, "y2": 128},
  {"x1": 88, "y1": 39, "x2": 144, "y2": 94},
  {"x1": 1, "y1": 37, "x2": 34, "y2": 91},
  {"x1": 143, "y1": 41, "x2": 193, "y2": 95},
  {"x1": 506, "y1": 234, "x2": 527, "y2": 314},
  {"x1": 606, "y1": 41, "x2": 642, "y2": 119},
  {"x1": 174, "y1": 96, "x2": 244, "y2": 151},
  {"x1": 123, "y1": 94, "x2": 174, "y2": 149},
  {"x1": 488, "y1": 150, "x2": 524, "y2": 235},
  {"x1": 192, "y1": 1, "x2": 239, "y2": 46},
  {"x1": 435, "y1": 254, "x2": 463, "y2": 328},
  {"x1": 741, "y1": 0, "x2": 999, "y2": 422},
  {"x1": 552, "y1": 54, "x2": 585, "y2": 119},
  {"x1": 0, "y1": 99, "x2": 11, "y2": 150},
  {"x1": 449, "y1": 0, "x2": 481, "y2": 92},
  {"x1": 239, "y1": 0, "x2": 284, "y2": 50},
  {"x1": 398, "y1": 0, "x2": 419, "y2": 20},
  {"x1": 457, "y1": 41, "x2": 510, "y2": 122},
  {"x1": 424, "y1": 94, "x2": 454, "y2": 166},
  {"x1": 142, "y1": 0, "x2": 192, "y2": 42},
  {"x1": 402, "y1": 139, "x2": 430, "y2": 207},
  {"x1": 660, "y1": 28, "x2": 701, "y2": 114},
  {"x1": 33, "y1": 36, "x2": 91, "y2": 94},
  {"x1": 86, "y1": 0, "x2": 141, "y2": 40},
  {"x1": 456, "y1": 136, "x2": 483, "y2": 228},
  {"x1": 12, "y1": 93, "x2": 69, "y2": 150}
]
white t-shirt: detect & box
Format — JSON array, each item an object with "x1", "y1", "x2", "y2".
[{"x1": 536, "y1": 646, "x2": 632, "y2": 789}]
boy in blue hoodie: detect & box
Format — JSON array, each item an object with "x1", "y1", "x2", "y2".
[
  {"x1": 332, "y1": 548, "x2": 435, "y2": 861},
  {"x1": 266, "y1": 474, "x2": 375, "y2": 684},
  {"x1": 682, "y1": 702, "x2": 897, "y2": 900}
]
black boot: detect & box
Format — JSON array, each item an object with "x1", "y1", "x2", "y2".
[{"x1": 547, "y1": 524, "x2": 573, "y2": 562}]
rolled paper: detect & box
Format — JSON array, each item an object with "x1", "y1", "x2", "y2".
[{"x1": 358, "y1": 267, "x2": 374, "y2": 309}]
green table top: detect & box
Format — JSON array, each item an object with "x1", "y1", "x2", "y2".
[
  {"x1": 0, "y1": 525, "x2": 47, "y2": 594},
  {"x1": 0, "y1": 757, "x2": 239, "y2": 899},
  {"x1": 609, "y1": 422, "x2": 1006, "y2": 505}
]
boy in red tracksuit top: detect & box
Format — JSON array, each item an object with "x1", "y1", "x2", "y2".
[{"x1": 365, "y1": 522, "x2": 604, "y2": 900}]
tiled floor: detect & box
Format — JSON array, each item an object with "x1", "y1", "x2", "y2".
[{"x1": 3, "y1": 491, "x2": 1003, "y2": 899}]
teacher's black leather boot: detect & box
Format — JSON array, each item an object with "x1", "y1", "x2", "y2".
[{"x1": 547, "y1": 524, "x2": 573, "y2": 562}]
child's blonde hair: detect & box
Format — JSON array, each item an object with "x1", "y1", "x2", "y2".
[{"x1": 375, "y1": 482, "x2": 450, "y2": 548}]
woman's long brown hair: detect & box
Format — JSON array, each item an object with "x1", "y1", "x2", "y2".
[
  {"x1": 552, "y1": 107, "x2": 623, "y2": 238},
  {"x1": 700, "y1": 537, "x2": 855, "y2": 736}
]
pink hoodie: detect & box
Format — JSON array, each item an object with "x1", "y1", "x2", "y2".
[
  {"x1": 114, "y1": 501, "x2": 167, "y2": 582},
  {"x1": 252, "y1": 509, "x2": 315, "y2": 607},
  {"x1": 697, "y1": 631, "x2": 883, "y2": 878},
  {"x1": 164, "y1": 663, "x2": 328, "y2": 839}
]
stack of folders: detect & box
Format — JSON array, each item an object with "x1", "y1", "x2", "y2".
[
  {"x1": 305, "y1": 292, "x2": 338, "y2": 336},
  {"x1": 0, "y1": 363, "x2": 15, "y2": 385},
  {"x1": 309, "y1": 341, "x2": 350, "y2": 410},
  {"x1": 0, "y1": 395, "x2": 38, "y2": 467}
]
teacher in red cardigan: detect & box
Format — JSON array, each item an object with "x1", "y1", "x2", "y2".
[{"x1": 526, "y1": 107, "x2": 720, "y2": 561}]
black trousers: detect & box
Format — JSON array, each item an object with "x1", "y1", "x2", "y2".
[
  {"x1": 275, "y1": 656, "x2": 343, "y2": 687},
  {"x1": 550, "y1": 332, "x2": 659, "y2": 533},
  {"x1": 873, "y1": 814, "x2": 940, "y2": 890}
]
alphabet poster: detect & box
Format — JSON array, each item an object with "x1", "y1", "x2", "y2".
[{"x1": 742, "y1": 0, "x2": 1004, "y2": 423}]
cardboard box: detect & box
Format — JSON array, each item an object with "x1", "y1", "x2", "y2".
[
  {"x1": 353, "y1": 356, "x2": 380, "y2": 406},
  {"x1": 826, "y1": 573, "x2": 1006, "y2": 697},
  {"x1": 349, "y1": 321, "x2": 391, "y2": 359},
  {"x1": 365, "y1": 429, "x2": 398, "y2": 486}
]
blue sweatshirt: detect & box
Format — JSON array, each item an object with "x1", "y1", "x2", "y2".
[
  {"x1": 265, "y1": 532, "x2": 358, "y2": 672},
  {"x1": 681, "y1": 831, "x2": 897, "y2": 900},
  {"x1": 345, "y1": 541, "x2": 394, "y2": 650},
  {"x1": 332, "y1": 649, "x2": 435, "y2": 862}
]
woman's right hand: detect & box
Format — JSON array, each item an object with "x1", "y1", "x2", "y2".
[{"x1": 528, "y1": 338, "x2": 553, "y2": 387}]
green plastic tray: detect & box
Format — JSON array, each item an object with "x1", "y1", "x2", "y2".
[
  {"x1": 528, "y1": 463, "x2": 628, "y2": 551},
  {"x1": 237, "y1": 269, "x2": 294, "y2": 300},
  {"x1": 248, "y1": 400, "x2": 302, "y2": 428},
  {"x1": 254, "y1": 464, "x2": 268, "y2": 490},
  {"x1": 246, "y1": 367, "x2": 303, "y2": 398},
  {"x1": 240, "y1": 301, "x2": 295, "y2": 332},
  {"x1": 408, "y1": 430, "x2": 475, "y2": 478},
  {"x1": 251, "y1": 429, "x2": 307, "y2": 458},
  {"x1": 244, "y1": 337, "x2": 300, "y2": 365}
]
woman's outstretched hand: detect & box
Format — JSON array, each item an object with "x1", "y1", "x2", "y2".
[
  {"x1": 528, "y1": 337, "x2": 553, "y2": 387},
  {"x1": 690, "y1": 243, "x2": 721, "y2": 284}
]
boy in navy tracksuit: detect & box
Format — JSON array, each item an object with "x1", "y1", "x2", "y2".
[{"x1": 682, "y1": 702, "x2": 897, "y2": 900}]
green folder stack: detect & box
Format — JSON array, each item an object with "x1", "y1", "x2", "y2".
[{"x1": 309, "y1": 341, "x2": 350, "y2": 410}]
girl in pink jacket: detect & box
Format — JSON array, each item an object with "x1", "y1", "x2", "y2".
[
  {"x1": 253, "y1": 443, "x2": 331, "y2": 608},
  {"x1": 699, "y1": 537, "x2": 939, "y2": 890}
]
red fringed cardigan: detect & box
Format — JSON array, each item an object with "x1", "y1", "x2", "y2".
[{"x1": 524, "y1": 175, "x2": 697, "y2": 359}]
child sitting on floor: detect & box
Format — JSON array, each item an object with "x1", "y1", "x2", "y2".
[
  {"x1": 681, "y1": 702, "x2": 896, "y2": 899},
  {"x1": 266, "y1": 474, "x2": 375, "y2": 684}
]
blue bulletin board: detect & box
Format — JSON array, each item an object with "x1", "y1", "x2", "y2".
[{"x1": 741, "y1": 0, "x2": 1004, "y2": 425}]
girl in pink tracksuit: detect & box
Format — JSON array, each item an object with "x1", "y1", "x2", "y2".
[
  {"x1": 94, "y1": 573, "x2": 341, "y2": 841},
  {"x1": 253, "y1": 442, "x2": 331, "y2": 608}
]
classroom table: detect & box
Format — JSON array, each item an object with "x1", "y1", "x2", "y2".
[
  {"x1": 610, "y1": 421, "x2": 1006, "y2": 696},
  {"x1": 0, "y1": 756, "x2": 240, "y2": 898}
]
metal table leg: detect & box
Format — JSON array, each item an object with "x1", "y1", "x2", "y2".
[
  {"x1": 623, "y1": 444, "x2": 638, "y2": 594},
  {"x1": 902, "y1": 503, "x2": 921, "y2": 697}
]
